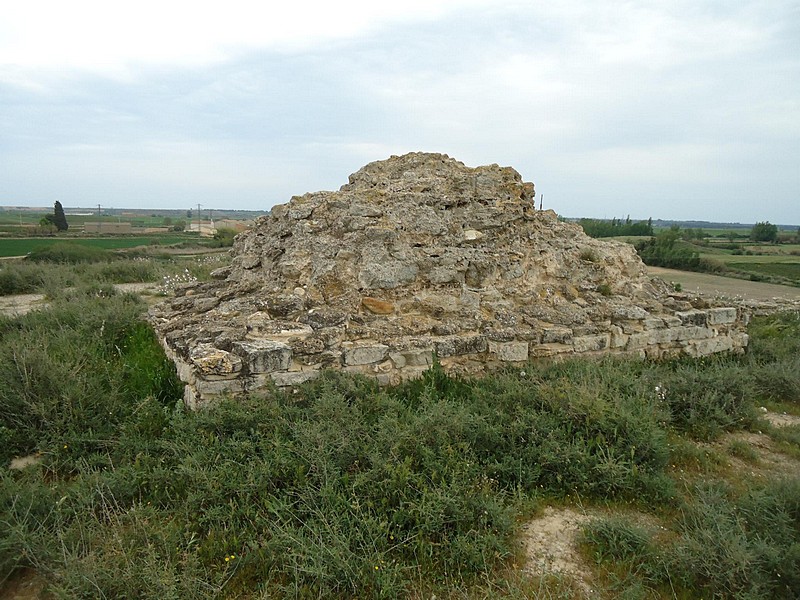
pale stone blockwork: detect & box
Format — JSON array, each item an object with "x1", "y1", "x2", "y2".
[{"x1": 149, "y1": 153, "x2": 752, "y2": 407}]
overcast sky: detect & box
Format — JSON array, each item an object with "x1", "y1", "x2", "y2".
[{"x1": 1, "y1": 1, "x2": 798, "y2": 223}]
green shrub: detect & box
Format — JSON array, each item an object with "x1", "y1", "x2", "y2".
[
  {"x1": 581, "y1": 480, "x2": 800, "y2": 599},
  {"x1": 580, "y1": 517, "x2": 652, "y2": 564},
  {"x1": 657, "y1": 357, "x2": 758, "y2": 440},
  {"x1": 26, "y1": 242, "x2": 112, "y2": 264},
  {"x1": 0, "y1": 293, "x2": 181, "y2": 463},
  {"x1": 667, "y1": 480, "x2": 800, "y2": 598}
]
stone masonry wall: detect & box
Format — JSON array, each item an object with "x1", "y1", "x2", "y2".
[{"x1": 149, "y1": 153, "x2": 750, "y2": 409}]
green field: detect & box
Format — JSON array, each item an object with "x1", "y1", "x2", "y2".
[
  {"x1": 0, "y1": 236, "x2": 196, "y2": 257},
  {"x1": 697, "y1": 244, "x2": 800, "y2": 285},
  {"x1": 727, "y1": 261, "x2": 800, "y2": 280}
]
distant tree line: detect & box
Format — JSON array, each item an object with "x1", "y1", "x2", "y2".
[{"x1": 579, "y1": 216, "x2": 653, "y2": 238}]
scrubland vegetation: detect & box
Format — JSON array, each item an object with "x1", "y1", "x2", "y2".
[
  {"x1": 1, "y1": 259, "x2": 799, "y2": 598},
  {"x1": 0, "y1": 242, "x2": 226, "y2": 297}
]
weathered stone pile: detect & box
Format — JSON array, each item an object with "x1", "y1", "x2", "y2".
[{"x1": 149, "y1": 152, "x2": 749, "y2": 408}]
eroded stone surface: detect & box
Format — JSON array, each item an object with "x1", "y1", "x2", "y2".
[{"x1": 149, "y1": 152, "x2": 750, "y2": 406}]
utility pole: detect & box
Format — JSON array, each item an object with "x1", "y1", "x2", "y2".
[
  {"x1": 539, "y1": 194, "x2": 543, "y2": 211},
  {"x1": 197, "y1": 203, "x2": 202, "y2": 234}
]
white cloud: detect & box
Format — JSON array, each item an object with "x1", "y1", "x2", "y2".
[
  {"x1": 1, "y1": 0, "x2": 798, "y2": 223},
  {"x1": 0, "y1": 0, "x2": 486, "y2": 78}
]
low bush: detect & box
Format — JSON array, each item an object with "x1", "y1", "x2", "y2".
[
  {"x1": 0, "y1": 262, "x2": 51, "y2": 295},
  {"x1": 0, "y1": 292, "x2": 181, "y2": 463},
  {"x1": 582, "y1": 479, "x2": 800, "y2": 599},
  {"x1": 26, "y1": 242, "x2": 113, "y2": 264}
]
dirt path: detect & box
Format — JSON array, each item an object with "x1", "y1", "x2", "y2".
[{"x1": 648, "y1": 266, "x2": 800, "y2": 301}]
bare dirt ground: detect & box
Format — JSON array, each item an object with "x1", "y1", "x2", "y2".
[
  {"x1": 648, "y1": 266, "x2": 800, "y2": 302},
  {"x1": 521, "y1": 506, "x2": 596, "y2": 596}
]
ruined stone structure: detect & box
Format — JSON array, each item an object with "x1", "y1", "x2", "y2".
[{"x1": 149, "y1": 153, "x2": 749, "y2": 408}]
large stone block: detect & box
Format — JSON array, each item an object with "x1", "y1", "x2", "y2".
[
  {"x1": 676, "y1": 310, "x2": 708, "y2": 326},
  {"x1": 674, "y1": 326, "x2": 712, "y2": 341},
  {"x1": 625, "y1": 333, "x2": 651, "y2": 351},
  {"x1": 190, "y1": 343, "x2": 243, "y2": 377},
  {"x1": 343, "y1": 344, "x2": 390, "y2": 366},
  {"x1": 685, "y1": 336, "x2": 734, "y2": 357},
  {"x1": 707, "y1": 307, "x2": 737, "y2": 325},
  {"x1": 434, "y1": 335, "x2": 488, "y2": 357},
  {"x1": 358, "y1": 261, "x2": 418, "y2": 289},
  {"x1": 541, "y1": 326, "x2": 573, "y2": 344},
  {"x1": 529, "y1": 343, "x2": 573, "y2": 358},
  {"x1": 271, "y1": 371, "x2": 320, "y2": 387},
  {"x1": 232, "y1": 340, "x2": 292, "y2": 374},
  {"x1": 390, "y1": 348, "x2": 434, "y2": 368},
  {"x1": 573, "y1": 334, "x2": 609, "y2": 353},
  {"x1": 489, "y1": 340, "x2": 529, "y2": 362}
]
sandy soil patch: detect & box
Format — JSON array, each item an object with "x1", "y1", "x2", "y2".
[
  {"x1": 521, "y1": 506, "x2": 595, "y2": 596},
  {"x1": 0, "y1": 294, "x2": 46, "y2": 317},
  {"x1": 762, "y1": 411, "x2": 800, "y2": 429},
  {"x1": 0, "y1": 569, "x2": 48, "y2": 600}
]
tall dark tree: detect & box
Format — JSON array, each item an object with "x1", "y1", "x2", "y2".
[{"x1": 53, "y1": 201, "x2": 69, "y2": 231}]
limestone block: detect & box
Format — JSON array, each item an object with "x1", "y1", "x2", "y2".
[
  {"x1": 427, "y1": 267, "x2": 463, "y2": 285},
  {"x1": 190, "y1": 343, "x2": 243, "y2": 377},
  {"x1": 375, "y1": 373, "x2": 394, "y2": 386},
  {"x1": 676, "y1": 310, "x2": 708, "y2": 326},
  {"x1": 529, "y1": 343, "x2": 573, "y2": 358},
  {"x1": 362, "y1": 297, "x2": 395, "y2": 314},
  {"x1": 643, "y1": 317, "x2": 665, "y2": 330},
  {"x1": 626, "y1": 333, "x2": 651, "y2": 351},
  {"x1": 541, "y1": 326, "x2": 573, "y2": 344},
  {"x1": 195, "y1": 377, "x2": 245, "y2": 397},
  {"x1": 489, "y1": 341, "x2": 529, "y2": 362},
  {"x1": 675, "y1": 326, "x2": 712, "y2": 341},
  {"x1": 434, "y1": 335, "x2": 488, "y2": 357},
  {"x1": 359, "y1": 261, "x2": 418, "y2": 289},
  {"x1": 707, "y1": 307, "x2": 737, "y2": 325},
  {"x1": 232, "y1": 340, "x2": 292, "y2": 374},
  {"x1": 609, "y1": 325, "x2": 628, "y2": 349},
  {"x1": 402, "y1": 348, "x2": 434, "y2": 366},
  {"x1": 271, "y1": 371, "x2": 320, "y2": 387},
  {"x1": 389, "y1": 352, "x2": 406, "y2": 368},
  {"x1": 650, "y1": 328, "x2": 679, "y2": 344},
  {"x1": 685, "y1": 336, "x2": 734, "y2": 357},
  {"x1": 732, "y1": 331, "x2": 749, "y2": 347},
  {"x1": 573, "y1": 334, "x2": 609, "y2": 353},
  {"x1": 612, "y1": 306, "x2": 649, "y2": 321},
  {"x1": 343, "y1": 344, "x2": 389, "y2": 366}
]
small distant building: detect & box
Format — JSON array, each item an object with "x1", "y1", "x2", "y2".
[
  {"x1": 83, "y1": 222, "x2": 133, "y2": 234},
  {"x1": 187, "y1": 223, "x2": 218, "y2": 237},
  {"x1": 216, "y1": 219, "x2": 253, "y2": 232}
]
